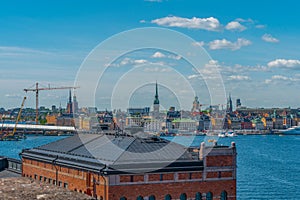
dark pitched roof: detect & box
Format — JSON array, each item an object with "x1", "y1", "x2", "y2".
[{"x1": 22, "y1": 133, "x2": 203, "y2": 174}]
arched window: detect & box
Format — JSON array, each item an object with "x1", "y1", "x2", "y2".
[
  {"x1": 120, "y1": 197, "x2": 127, "y2": 200},
  {"x1": 206, "y1": 192, "x2": 213, "y2": 200},
  {"x1": 136, "y1": 195, "x2": 143, "y2": 200},
  {"x1": 149, "y1": 195, "x2": 156, "y2": 200},
  {"x1": 195, "y1": 192, "x2": 202, "y2": 200},
  {"x1": 180, "y1": 193, "x2": 187, "y2": 200},
  {"x1": 220, "y1": 190, "x2": 228, "y2": 200},
  {"x1": 165, "y1": 194, "x2": 172, "y2": 200}
]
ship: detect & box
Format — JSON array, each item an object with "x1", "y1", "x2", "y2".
[{"x1": 279, "y1": 126, "x2": 300, "y2": 135}]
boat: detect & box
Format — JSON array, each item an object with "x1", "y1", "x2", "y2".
[{"x1": 279, "y1": 126, "x2": 300, "y2": 135}]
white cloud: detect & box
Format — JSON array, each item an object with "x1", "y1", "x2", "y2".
[
  {"x1": 144, "y1": 67, "x2": 172, "y2": 72},
  {"x1": 139, "y1": 19, "x2": 146, "y2": 23},
  {"x1": 152, "y1": 51, "x2": 166, "y2": 58},
  {"x1": 235, "y1": 18, "x2": 254, "y2": 23},
  {"x1": 133, "y1": 59, "x2": 147, "y2": 64},
  {"x1": 225, "y1": 21, "x2": 246, "y2": 31},
  {"x1": 151, "y1": 16, "x2": 221, "y2": 31},
  {"x1": 192, "y1": 41, "x2": 205, "y2": 47},
  {"x1": 262, "y1": 34, "x2": 279, "y2": 43},
  {"x1": 187, "y1": 74, "x2": 200, "y2": 79},
  {"x1": 267, "y1": 59, "x2": 300, "y2": 68},
  {"x1": 265, "y1": 75, "x2": 299, "y2": 84},
  {"x1": 0, "y1": 46, "x2": 52, "y2": 56},
  {"x1": 208, "y1": 38, "x2": 251, "y2": 50},
  {"x1": 255, "y1": 24, "x2": 266, "y2": 29},
  {"x1": 228, "y1": 75, "x2": 251, "y2": 81}
]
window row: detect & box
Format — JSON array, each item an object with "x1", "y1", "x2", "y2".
[
  {"x1": 27, "y1": 174, "x2": 69, "y2": 189},
  {"x1": 120, "y1": 191, "x2": 228, "y2": 200}
]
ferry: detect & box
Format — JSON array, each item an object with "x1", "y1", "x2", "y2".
[{"x1": 279, "y1": 126, "x2": 300, "y2": 135}]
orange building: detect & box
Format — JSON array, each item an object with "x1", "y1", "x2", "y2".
[{"x1": 21, "y1": 133, "x2": 236, "y2": 200}]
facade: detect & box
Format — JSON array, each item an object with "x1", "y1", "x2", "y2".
[{"x1": 21, "y1": 133, "x2": 237, "y2": 200}]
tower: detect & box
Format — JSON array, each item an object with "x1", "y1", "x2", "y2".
[
  {"x1": 153, "y1": 81, "x2": 160, "y2": 117},
  {"x1": 191, "y1": 96, "x2": 200, "y2": 112},
  {"x1": 236, "y1": 98, "x2": 241, "y2": 109},
  {"x1": 227, "y1": 93, "x2": 233, "y2": 113},
  {"x1": 72, "y1": 92, "x2": 79, "y2": 114},
  {"x1": 66, "y1": 89, "x2": 73, "y2": 114}
]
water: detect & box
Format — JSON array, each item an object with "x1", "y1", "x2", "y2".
[
  {"x1": 163, "y1": 135, "x2": 300, "y2": 199},
  {"x1": 0, "y1": 135, "x2": 299, "y2": 199},
  {"x1": 0, "y1": 135, "x2": 69, "y2": 159}
]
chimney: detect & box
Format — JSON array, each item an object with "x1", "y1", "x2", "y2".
[{"x1": 199, "y1": 142, "x2": 205, "y2": 160}]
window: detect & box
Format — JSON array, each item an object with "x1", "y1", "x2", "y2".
[
  {"x1": 189, "y1": 173, "x2": 192, "y2": 179},
  {"x1": 136, "y1": 195, "x2": 143, "y2": 200},
  {"x1": 53, "y1": 180, "x2": 56, "y2": 185},
  {"x1": 59, "y1": 181, "x2": 62, "y2": 187},
  {"x1": 160, "y1": 174, "x2": 163, "y2": 181},
  {"x1": 165, "y1": 194, "x2": 172, "y2": 200},
  {"x1": 44, "y1": 177, "x2": 47, "y2": 182},
  {"x1": 64, "y1": 182, "x2": 68, "y2": 189},
  {"x1": 120, "y1": 197, "x2": 127, "y2": 200},
  {"x1": 39, "y1": 176, "x2": 43, "y2": 181},
  {"x1": 195, "y1": 192, "x2": 202, "y2": 200},
  {"x1": 180, "y1": 193, "x2": 187, "y2": 200},
  {"x1": 34, "y1": 174, "x2": 37, "y2": 180},
  {"x1": 130, "y1": 175, "x2": 134, "y2": 182},
  {"x1": 220, "y1": 191, "x2": 228, "y2": 200},
  {"x1": 48, "y1": 178, "x2": 52, "y2": 184},
  {"x1": 206, "y1": 192, "x2": 213, "y2": 200},
  {"x1": 149, "y1": 195, "x2": 155, "y2": 200}
]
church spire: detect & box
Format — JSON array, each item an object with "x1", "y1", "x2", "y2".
[
  {"x1": 154, "y1": 81, "x2": 159, "y2": 105},
  {"x1": 69, "y1": 89, "x2": 72, "y2": 103}
]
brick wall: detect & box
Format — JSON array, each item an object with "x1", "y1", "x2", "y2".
[
  {"x1": 206, "y1": 155, "x2": 234, "y2": 167},
  {"x1": 109, "y1": 180, "x2": 236, "y2": 200},
  {"x1": 22, "y1": 158, "x2": 108, "y2": 199}
]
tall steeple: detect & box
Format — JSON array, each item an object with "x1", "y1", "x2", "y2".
[
  {"x1": 67, "y1": 89, "x2": 73, "y2": 114},
  {"x1": 69, "y1": 89, "x2": 72, "y2": 103},
  {"x1": 227, "y1": 93, "x2": 233, "y2": 112},
  {"x1": 154, "y1": 81, "x2": 159, "y2": 105},
  {"x1": 153, "y1": 81, "x2": 160, "y2": 117}
]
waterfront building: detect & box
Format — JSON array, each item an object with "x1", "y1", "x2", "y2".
[
  {"x1": 172, "y1": 118, "x2": 198, "y2": 131},
  {"x1": 166, "y1": 107, "x2": 181, "y2": 130},
  {"x1": 21, "y1": 133, "x2": 237, "y2": 200},
  {"x1": 198, "y1": 115, "x2": 211, "y2": 131}
]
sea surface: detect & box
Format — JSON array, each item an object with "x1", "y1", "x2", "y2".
[{"x1": 0, "y1": 134, "x2": 299, "y2": 199}]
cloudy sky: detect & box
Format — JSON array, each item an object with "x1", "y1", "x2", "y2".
[{"x1": 0, "y1": 0, "x2": 299, "y2": 110}]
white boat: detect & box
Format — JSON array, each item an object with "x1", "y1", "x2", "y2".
[{"x1": 279, "y1": 126, "x2": 300, "y2": 135}]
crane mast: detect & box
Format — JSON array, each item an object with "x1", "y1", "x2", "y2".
[{"x1": 24, "y1": 82, "x2": 79, "y2": 124}]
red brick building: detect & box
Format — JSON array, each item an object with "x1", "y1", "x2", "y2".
[{"x1": 21, "y1": 133, "x2": 236, "y2": 200}]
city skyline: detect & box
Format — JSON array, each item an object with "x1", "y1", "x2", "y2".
[{"x1": 1, "y1": 0, "x2": 300, "y2": 109}]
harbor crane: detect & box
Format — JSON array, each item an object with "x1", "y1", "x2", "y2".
[
  {"x1": 1, "y1": 96, "x2": 26, "y2": 141},
  {"x1": 24, "y1": 82, "x2": 79, "y2": 124}
]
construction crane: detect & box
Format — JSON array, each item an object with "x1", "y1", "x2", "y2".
[
  {"x1": 2, "y1": 96, "x2": 27, "y2": 141},
  {"x1": 24, "y1": 82, "x2": 79, "y2": 124}
]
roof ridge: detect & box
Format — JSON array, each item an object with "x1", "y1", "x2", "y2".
[
  {"x1": 112, "y1": 136, "x2": 136, "y2": 165},
  {"x1": 67, "y1": 134, "x2": 104, "y2": 153}
]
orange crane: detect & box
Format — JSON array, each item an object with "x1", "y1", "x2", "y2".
[{"x1": 24, "y1": 82, "x2": 79, "y2": 124}]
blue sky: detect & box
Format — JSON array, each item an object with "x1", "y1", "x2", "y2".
[{"x1": 1, "y1": 0, "x2": 300, "y2": 110}]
